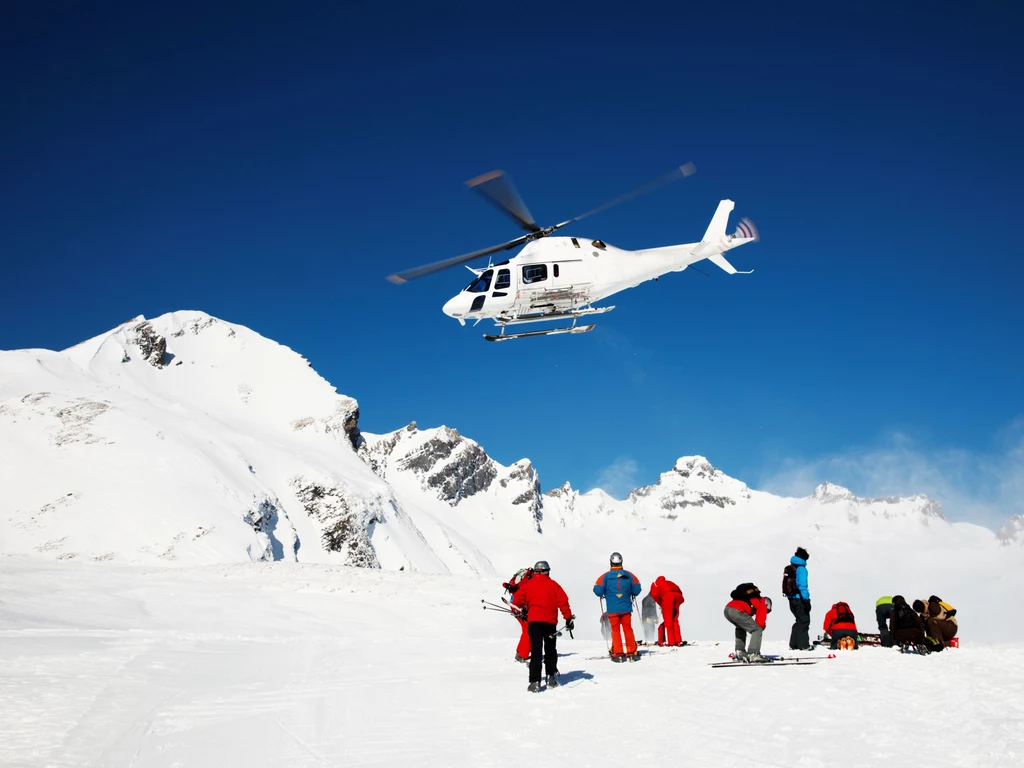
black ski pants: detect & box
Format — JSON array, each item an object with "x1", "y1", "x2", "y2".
[
  {"x1": 876, "y1": 603, "x2": 894, "y2": 647},
  {"x1": 788, "y1": 597, "x2": 811, "y2": 649},
  {"x1": 527, "y1": 621, "x2": 558, "y2": 683}
]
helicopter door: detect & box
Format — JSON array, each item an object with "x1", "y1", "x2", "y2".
[
  {"x1": 488, "y1": 267, "x2": 515, "y2": 313},
  {"x1": 551, "y1": 259, "x2": 591, "y2": 290}
]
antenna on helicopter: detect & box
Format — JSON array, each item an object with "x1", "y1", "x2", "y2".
[{"x1": 385, "y1": 162, "x2": 696, "y2": 284}]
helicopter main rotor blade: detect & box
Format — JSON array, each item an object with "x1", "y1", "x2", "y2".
[
  {"x1": 465, "y1": 170, "x2": 541, "y2": 234},
  {"x1": 385, "y1": 234, "x2": 532, "y2": 284},
  {"x1": 548, "y1": 161, "x2": 696, "y2": 232}
]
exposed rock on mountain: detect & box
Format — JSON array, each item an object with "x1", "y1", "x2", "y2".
[
  {"x1": 291, "y1": 478, "x2": 380, "y2": 567},
  {"x1": 127, "y1": 320, "x2": 169, "y2": 368}
]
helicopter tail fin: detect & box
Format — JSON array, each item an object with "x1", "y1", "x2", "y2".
[
  {"x1": 701, "y1": 199, "x2": 735, "y2": 243},
  {"x1": 689, "y1": 200, "x2": 756, "y2": 273}
]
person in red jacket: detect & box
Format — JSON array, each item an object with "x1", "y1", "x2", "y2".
[
  {"x1": 513, "y1": 560, "x2": 575, "y2": 693},
  {"x1": 503, "y1": 568, "x2": 533, "y2": 662},
  {"x1": 724, "y1": 583, "x2": 770, "y2": 662},
  {"x1": 823, "y1": 601, "x2": 859, "y2": 650},
  {"x1": 650, "y1": 575, "x2": 685, "y2": 646}
]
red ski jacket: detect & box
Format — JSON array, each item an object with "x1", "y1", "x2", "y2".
[
  {"x1": 515, "y1": 573, "x2": 572, "y2": 625},
  {"x1": 726, "y1": 596, "x2": 768, "y2": 629},
  {"x1": 651, "y1": 576, "x2": 683, "y2": 604},
  {"x1": 823, "y1": 604, "x2": 857, "y2": 634}
]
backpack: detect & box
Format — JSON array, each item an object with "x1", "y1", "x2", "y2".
[
  {"x1": 833, "y1": 601, "x2": 855, "y2": 625},
  {"x1": 503, "y1": 567, "x2": 533, "y2": 594},
  {"x1": 782, "y1": 564, "x2": 798, "y2": 596},
  {"x1": 730, "y1": 582, "x2": 761, "y2": 603}
]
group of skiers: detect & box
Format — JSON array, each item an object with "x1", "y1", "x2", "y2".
[
  {"x1": 500, "y1": 546, "x2": 959, "y2": 691},
  {"x1": 875, "y1": 594, "x2": 959, "y2": 652}
]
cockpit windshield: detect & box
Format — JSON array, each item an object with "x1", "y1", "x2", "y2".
[{"x1": 465, "y1": 269, "x2": 494, "y2": 293}]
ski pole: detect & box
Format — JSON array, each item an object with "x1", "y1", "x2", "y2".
[
  {"x1": 481, "y1": 599, "x2": 511, "y2": 611},
  {"x1": 599, "y1": 596, "x2": 611, "y2": 652},
  {"x1": 482, "y1": 606, "x2": 514, "y2": 614}
]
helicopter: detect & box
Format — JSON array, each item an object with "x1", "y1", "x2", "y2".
[{"x1": 386, "y1": 163, "x2": 759, "y2": 342}]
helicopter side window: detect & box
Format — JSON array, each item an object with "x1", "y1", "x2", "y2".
[
  {"x1": 495, "y1": 268, "x2": 511, "y2": 290},
  {"x1": 465, "y1": 269, "x2": 494, "y2": 293},
  {"x1": 522, "y1": 264, "x2": 548, "y2": 284}
]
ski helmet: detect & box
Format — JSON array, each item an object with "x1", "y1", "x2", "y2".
[
  {"x1": 609, "y1": 552, "x2": 623, "y2": 566},
  {"x1": 533, "y1": 560, "x2": 550, "y2": 574}
]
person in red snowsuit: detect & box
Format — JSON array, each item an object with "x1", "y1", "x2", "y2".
[
  {"x1": 823, "y1": 601, "x2": 859, "y2": 650},
  {"x1": 503, "y1": 568, "x2": 533, "y2": 662},
  {"x1": 514, "y1": 560, "x2": 574, "y2": 692},
  {"x1": 650, "y1": 575, "x2": 685, "y2": 646}
]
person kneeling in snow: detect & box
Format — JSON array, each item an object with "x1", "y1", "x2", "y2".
[
  {"x1": 889, "y1": 595, "x2": 927, "y2": 650},
  {"x1": 725, "y1": 583, "x2": 771, "y2": 663},
  {"x1": 823, "y1": 601, "x2": 859, "y2": 650},
  {"x1": 915, "y1": 596, "x2": 958, "y2": 649},
  {"x1": 650, "y1": 575, "x2": 685, "y2": 646},
  {"x1": 514, "y1": 560, "x2": 574, "y2": 693}
]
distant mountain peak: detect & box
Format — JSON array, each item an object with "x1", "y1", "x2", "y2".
[{"x1": 812, "y1": 482, "x2": 856, "y2": 503}]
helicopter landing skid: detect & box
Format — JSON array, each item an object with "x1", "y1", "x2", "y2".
[
  {"x1": 483, "y1": 305, "x2": 612, "y2": 342},
  {"x1": 483, "y1": 323, "x2": 595, "y2": 342}
]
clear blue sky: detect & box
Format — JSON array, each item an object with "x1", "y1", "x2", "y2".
[{"x1": 2, "y1": 2, "x2": 1022, "y2": 522}]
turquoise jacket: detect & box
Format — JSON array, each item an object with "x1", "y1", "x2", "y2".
[{"x1": 790, "y1": 555, "x2": 810, "y2": 600}]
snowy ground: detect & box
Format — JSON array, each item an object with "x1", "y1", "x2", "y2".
[{"x1": 2, "y1": 559, "x2": 1022, "y2": 767}]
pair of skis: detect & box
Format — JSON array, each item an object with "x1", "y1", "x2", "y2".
[{"x1": 711, "y1": 652, "x2": 834, "y2": 668}]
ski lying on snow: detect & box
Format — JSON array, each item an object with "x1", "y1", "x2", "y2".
[{"x1": 711, "y1": 660, "x2": 819, "y2": 668}]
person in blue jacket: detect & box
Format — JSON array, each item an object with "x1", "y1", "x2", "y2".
[
  {"x1": 787, "y1": 547, "x2": 812, "y2": 650},
  {"x1": 594, "y1": 552, "x2": 643, "y2": 661}
]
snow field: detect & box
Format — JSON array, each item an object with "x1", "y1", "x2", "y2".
[{"x1": 2, "y1": 559, "x2": 1022, "y2": 768}]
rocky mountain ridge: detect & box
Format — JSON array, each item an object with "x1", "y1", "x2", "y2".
[{"x1": 2, "y1": 311, "x2": 1014, "y2": 574}]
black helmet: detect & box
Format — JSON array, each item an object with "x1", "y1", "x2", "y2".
[
  {"x1": 610, "y1": 552, "x2": 623, "y2": 566},
  {"x1": 533, "y1": 560, "x2": 550, "y2": 574}
]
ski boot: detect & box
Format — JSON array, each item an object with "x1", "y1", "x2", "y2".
[
  {"x1": 610, "y1": 652, "x2": 626, "y2": 663},
  {"x1": 746, "y1": 653, "x2": 772, "y2": 663},
  {"x1": 627, "y1": 652, "x2": 640, "y2": 663},
  {"x1": 527, "y1": 681, "x2": 541, "y2": 693},
  {"x1": 732, "y1": 650, "x2": 749, "y2": 662},
  {"x1": 546, "y1": 674, "x2": 560, "y2": 689}
]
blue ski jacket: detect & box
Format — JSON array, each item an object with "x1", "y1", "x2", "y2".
[
  {"x1": 790, "y1": 555, "x2": 810, "y2": 600},
  {"x1": 593, "y1": 567, "x2": 642, "y2": 614}
]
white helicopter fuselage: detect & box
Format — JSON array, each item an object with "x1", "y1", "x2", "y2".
[{"x1": 442, "y1": 199, "x2": 756, "y2": 327}]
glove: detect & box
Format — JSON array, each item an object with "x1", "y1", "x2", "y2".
[{"x1": 565, "y1": 615, "x2": 575, "y2": 631}]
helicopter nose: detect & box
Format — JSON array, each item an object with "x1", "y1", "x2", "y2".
[{"x1": 443, "y1": 294, "x2": 467, "y2": 323}]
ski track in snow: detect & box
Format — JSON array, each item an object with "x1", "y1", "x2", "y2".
[{"x1": 2, "y1": 560, "x2": 1023, "y2": 767}]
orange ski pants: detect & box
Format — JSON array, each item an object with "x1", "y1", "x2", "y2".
[
  {"x1": 516, "y1": 616, "x2": 531, "y2": 658},
  {"x1": 609, "y1": 613, "x2": 638, "y2": 656},
  {"x1": 658, "y1": 593, "x2": 684, "y2": 645}
]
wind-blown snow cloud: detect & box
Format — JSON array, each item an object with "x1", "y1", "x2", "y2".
[
  {"x1": 758, "y1": 420, "x2": 1024, "y2": 529},
  {"x1": 593, "y1": 457, "x2": 640, "y2": 499}
]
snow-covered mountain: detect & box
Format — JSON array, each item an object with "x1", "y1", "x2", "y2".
[{"x1": 3, "y1": 311, "x2": 1023, "y2": 640}]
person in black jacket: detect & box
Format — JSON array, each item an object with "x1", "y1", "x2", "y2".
[{"x1": 889, "y1": 595, "x2": 926, "y2": 648}]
